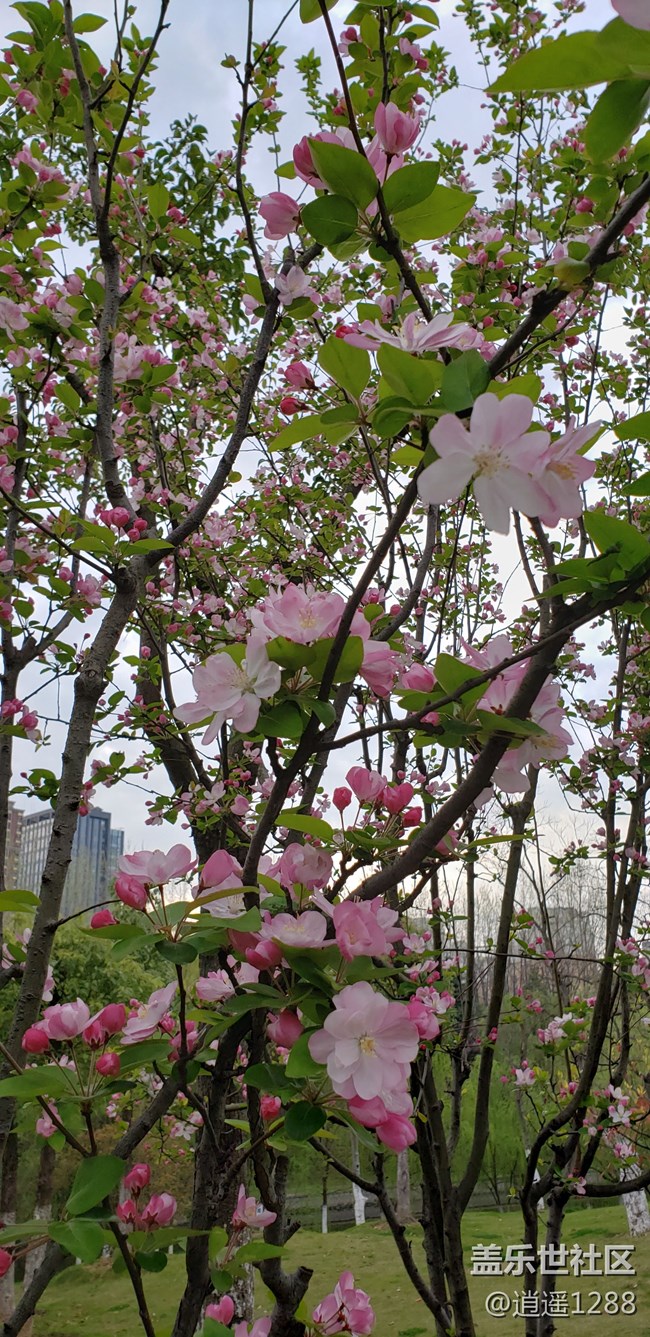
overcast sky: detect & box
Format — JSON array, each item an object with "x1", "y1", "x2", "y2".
[{"x1": 8, "y1": 0, "x2": 618, "y2": 851}]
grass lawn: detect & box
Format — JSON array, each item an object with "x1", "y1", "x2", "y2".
[{"x1": 31, "y1": 1204, "x2": 649, "y2": 1336}]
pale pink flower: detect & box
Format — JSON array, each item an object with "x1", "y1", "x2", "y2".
[
  {"x1": 419, "y1": 393, "x2": 550, "y2": 535},
  {"x1": 196, "y1": 970, "x2": 234, "y2": 1003},
  {"x1": 0, "y1": 296, "x2": 28, "y2": 339},
  {"x1": 121, "y1": 982, "x2": 177, "y2": 1045},
  {"x1": 400, "y1": 663, "x2": 436, "y2": 691},
  {"x1": 118, "y1": 844, "x2": 194, "y2": 887},
  {"x1": 259, "y1": 191, "x2": 300, "y2": 239},
  {"x1": 194, "y1": 849, "x2": 245, "y2": 916},
  {"x1": 232, "y1": 1183, "x2": 277, "y2": 1229},
  {"x1": 350, "y1": 1092, "x2": 418, "y2": 1152},
  {"x1": 374, "y1": 102, "x2": 419, "y2": 155},
  {"x1": 344, "y1": 311, "x2": 477, "y2": 354},
  {"x1": 313, "y1": 1271, "x2": 375, "y2": 1336},
  {"x1": 278, "y1": 843, "x2": 333, "y2": 892},
  {"x1": 254, "y1": 584, "x2": 344, "y2": 644},
  {"x1": 308, "y1": 980, "x2": 419, "y2": 1101},
  {"x1": 613, "y1": 0, "x2": 650, "y2": 28},
  {"x1": 536, "y1": 419, "x2": 600, "y2": 527},
  {"x1": 333, "y1": 897, "x2": 403, "y2": 961},
  {"x1": 346, "y1": 766, "x2": 385, "y2": 804},
  {"x1": 514, "y1": 1064, "x2": 536, "y2": 1088},
  {"x1": 264, "y1": 910, "x2": 328, "y2": 950},
  {"x1": 275, "y1": 266, "x2": 314, "y2": 307},
  {"x1": 359, "y1": 638, "x2": 400, "y2": 696},
  {"x1": 41, "y1": 999, "x2": 90, "y2": 1040},
  {"x1": 406, "y1": 998, "x2": 441, "y2": 1041},
  {"x1": 36, "y1": 1103, "x2": 59, "y2": 1138},
  {"x1": 175, "y1": 634, "x2": 281, "y2": 743}
]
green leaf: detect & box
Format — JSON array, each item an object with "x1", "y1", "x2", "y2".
[
  {"x1": 371, "y1": 397, "x2": 414, "y2": 438},
  {"x1": 154, "y1": 939, "x2": 198, "y2": 965},
  {"x1": 299, "y1": 0, "x2": 337, "y2": 20},
  {"x1": 623, "y1": 472, "x2": 650, "y2": 496},
  {"x1": 585, "y1": 81, "x2": 650, "y2": 161},
  {"x1": 440, "y1": 351, "x2": 490, "y2": 412},
  {"x1": 285, "y1": 1030, "x2": 323, "y2": 1078},
  {"x1": 115, "y1": 1039, "x2": 171, "y2": 1075},
  {"x1": 583, "y1": 510, "x2": 650, "y2": 565},
  {"x1": 235, "y1": 1241, "x2": 287, "y2": 1262},
  {"x1": 209, "y1": 1226, "x2": 228, "y2": 1256},
  {"x1": 0, "y1": 1068, "x2": 71, "y2": 1100},
  {"x1": 434, "y1": 653, "x2": 486, "y2": 704},
  {"x1": 204, "y1": 1321, "x2": 232, "y2": 1337},
  {"x1": 244, "y1": 1063, "x2": 296, "y2": 1095},
  {"x1": 475, "y1": 711, "x2": 545, "y2": 740},
  {"x1": 0, "y1": 888, "x2": 39, "y2": 911},
  {"x1": 488, "y1": 374, "x2": 542, "y2": 402},
  {"x1": 377, "y1": 343, "x2": 442, "y2": 404},
  {"x1": 49, "y1": 1220, "x2": 106, "y2": 1263},
  {"x1": 596, "y1": 19, "x2": 650, "y2": 77},
  {"x1": 308, "y1": 141, "x2": 379, "y2": 210},
  {"x1": 0, "y1": 1220, "x2": 51, "y2": 1245},
  {"x1": 301, "y1": 195, "x2": 358, "y2": 246},
  {"x1": 382, "y1": 162, "x2": 440, "y2": 215},
  {"x1": 73, "y1": 12, "x2": 108, "y2": 31},
  {"x1": 308, "y1": 698, "x2": 337, "y2": 728},
  {"x1": 306, "y1": 633, "x2": 364, "y2": 686},
  {"x1": 257, "y1": 703, "x2": 305, "y2": 740},
  {"x1": 67, "y1": 1156, "x2": 125, "y2": 1216},
  {"x1": 135, "y1": 1249, "x2": 168, "y2": 1272},
  {"x1": 318, "y1": 336, "x2": 370, "y2": 398},
  {"x1": 615, "y1": 411, "x2": 650, "y2": 442},
  {"x1": 396, "y1": 185, "x2": 475, "y2": 242},
  {"x1": 285, "y1": 1102, "x2": 327, "y2": 1141},
  {"x1": 147, "y1": 182, "x2": 170, "y2": 221},
  {"x1": 490, "y1": 31, "x2": 629, "y2": 93},
  {"x1": 277, "y1": 811, "x2": 333, "y2": 842},
  {"x1": 270, "y1": 413, "x2": 324, "y2": 452}
]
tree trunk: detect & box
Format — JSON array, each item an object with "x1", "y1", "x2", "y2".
[
  {"x1": 18, "y1": 1143, "x2": 55, "y2": 1337},
  {"x1": 621, "y1": 1165, "x2": 650, "y2": 1235},
  {"x1": 0, "y1": 1129, "x2": 18, "y2": 1323},
  {"x1": 395, "y1": 1150, "x2": 411, "y2": 1224},
  {"x1": 350, "y1": 1135, "x2": 366, "y2": 1226}
]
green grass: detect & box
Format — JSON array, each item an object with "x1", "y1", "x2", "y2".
[{"x1": 31, "y1": 1204, "x2": 649, "y2": 1336}]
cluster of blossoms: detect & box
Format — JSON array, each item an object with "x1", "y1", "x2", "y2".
[
  {"x1": 22, "y1": 983, "x2": 182, "y2": 1078},
  {"x1": 116, "y1": 1163, "x2": 177, "y2": 1230}
]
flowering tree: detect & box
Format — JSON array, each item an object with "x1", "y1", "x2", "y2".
[{"x1": 3, "y1": 1, "x2": 650, "y2": 1335}]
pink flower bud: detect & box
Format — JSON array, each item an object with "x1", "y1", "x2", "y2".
[
  {"x1": 382, "y1": 782, "x2": 414, "y2": 815},
  {"x1": 279, "y1": 395, "x2": 303, "y2": 415},
  {"x1": 22, "y1": 1025, "x2": 50, "y2": 1054},
  {"x1": 115, "y1": 874, "x2": 148, "y2": 910},
  {"x1": 374, "y1": 102, "x2": 420, "y2": 156},
  {"x1": 259, "y1": 191, "x2": 300, "y2": 240},
  {"x1": 124, "y1": 1163, "x2": 151, "y2": 1194},
  {"x1": 0, "y1": 1249, "x2": 12, "y2": 1278},
  {"x1": 284, "y1": 360, "x2": 314, "y2": 389},
  {"x1": 346, "y1": 766, "x2": 385, "y2": 804},
  {"x1": 332, "y1": 786, "x2": 352, "y2": 812},
  {"x1": 140, "y1": 1192, "x2": 176, "y2": 1228},
  {"x1": 260, "y1": 1095, "x2": 282, "y2": 1121},
  {"x1": 116, "y1": 1198, "x2": 138, "y2": 1226},
  {"x1": 96, "y1": 1052, "x2": 121, "y2": 1077},
  {"x1": 401, "y1": 664, "x2": 435, "y2": 691},
  {"x1": 90, "y1": 908, "x2": 118, "y2": 928},
  {"x1": 267, "y1": 1010, "x2": 303, "y2": 1048}
]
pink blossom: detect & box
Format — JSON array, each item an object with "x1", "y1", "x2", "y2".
[
  {"x1": 333, "y1": 897, "x2": 403, "y2": 961},
  {"x1": 514, "y1": 1064, "x2": 536, "y2": 1088},
  {"x1": 382, "y1": 782, "x2": 415, "y2": 815},
  {"x1": 613, "y1": 0, "x2": 650, "y2": 28},
  {"x1": 346, "y1": 766, "x2": 385, "y2": 804},
  {"x1": 344, "y1": 310, "x2": 477, "y2": 355},
  {"x1": 259, "y1": 191, "x2": 300, "y2": 240},
  {"x1": 0, "y1": 1250, "x2": 12, "y2": 1279},
  {"x1": 41, "y1": 999, "x2": 90, "y2": 1041},
  {"x1": 275, "y1": 266, "x2": 316, "y2": 308},
  {"x1": 374, "y1": 102, "x2": 419, "y2": 156},
  {"x1": 312, "y1": 1271, "x2": 375, "y2": 1335},
  {"x1": 140, "y1": 1193, "x2": 176, "y2": 1228},
  {"x1": 536, "y1": 419, "x2": 600, "y2": 527},
  {"x1": 359, "y1": 638, "x2": 400, "y2": 696},
  {"x1": 333, "y1": 786, "x2": 352, "y2": 812},
  {"x1": 0, "y1": 296, "x2": 29, "y2": 339},
  {"x1": 278, "y1": 843, "x2": 333, "y2": 892},
  {"x1": 254, "y1": 584, "x2": 344, "y2": 644},
  {"x1": 124, "y1": 1163, "x2": 151, "y2": 1194},
  {"x1": 264, "y1": 910, "x2": 328, "y2": 950},
  {"x1": 406, "y1": 998, "x2": 441, "y2": 1042},
  {"x1": 418, "y1": 393, "x2": 551, "y2": 535},
  {"x1": 400, "y1": 663, "x2": 436, "y2": 691},
  {"x1": 293, "y1": 129, "x2": 356, "y2": 187},
  {"x1": 36, "y1": 1104, "x2": 59, "y2": 1138},
  {"x1": 96, "y1": 1052, "x2": 120, "y2": 1076},
  {"x1": 206, "y1": 1296, "x2": 236, "y2": 1325},
  {"x1": 260, "y1": 1095, "x2": 282, "y2": 1122},
  {"x1": 232, "y1": 1183, "x2": 277, "y2": 1229},
  {"x1": 121, "y1": 982, "x2": 177, "y2": 1045},
  {"x1": 82, "y1": 1003, "x2": 126, "y2": 1047},
  {"x1": 195, "y1": 849, "x2": 244, "y2": 916},
  {"x1": 114, "y1": 874, "x2": 148, "y2": 910},
  {"x1": 196, "y1": 970, "x2": 235, "y2": 1003},
  {"x1": 308, "y1": 980, "x2": 419, "y2": 1101},
  {"x1": 90, "y1": 908, "x2": 118, "y2": 928},
  {"x1": 116, "y1": 1198, "x2": 138, "y2": 1227},
  {"x1": 267, "y1": 1010, "x2": 303, "y2": 1047},
  {"x1": 175, "y1": 634, "x2": 281, "y2": 744},
  {"x1": 118, "y1": 844, "x2": 194, "y2": 887},
  {"x1": 285, "y1": 360, "x2": 314, "y2": 389},
  {"x1": 22, "y1": 1025, "x2": 50, "y2": 1054}
]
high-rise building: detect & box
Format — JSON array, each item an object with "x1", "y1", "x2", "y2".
[
  {"x1": 17, "y1": 807, "x2": 126, "y2": 917},
  {"x1": 3, "y1": 802, "x2": 23, "y2": 889}
]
